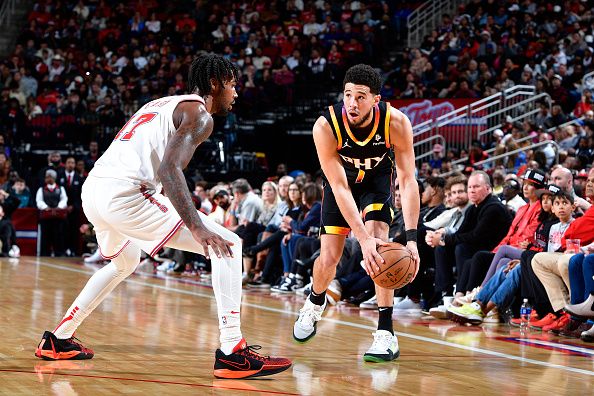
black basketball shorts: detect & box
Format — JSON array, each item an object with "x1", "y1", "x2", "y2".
[{"x1": 320, "y1": 171, "x2": 394, "y2": 236}]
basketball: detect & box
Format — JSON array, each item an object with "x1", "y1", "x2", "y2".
[{"x1": 371, "y1": 242, "x2": 417, "y2": 290}]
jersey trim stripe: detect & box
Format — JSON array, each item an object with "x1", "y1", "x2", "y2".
[
  {"x1": 384, "y1": 103, "x2": 391, "y2": 148},
  {"x1": 341, "y1": 104, "x2": 380, "y2": 146},
  {"x1": 362, "y1": 203, "x2": 384, "y2": 218},
  {"x1": 99, "y1": 240, "x2": 131, "y2": 260},
  {"x1": 323, "y1": 226, "x2": 350, "y2": 236},
  {"x1": 328, "y1": 105, "x2": 342, "y2": 149},
  {"x1": 150, "y1": 219, "x2": 184, "y2": 257},
  {"x1": 355, "y1": 169, "x2": 365, "y2": 183}
]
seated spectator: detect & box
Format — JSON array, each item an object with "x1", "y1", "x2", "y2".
[
  {"x1": 564, "y1": 242, "x2": 594, "y2": 341},
  {"x1": 500, "y1": 178, "x2": 526, "y2": 214},
  {"x1": 274, "y1": 183, "x2": 321, "y2": 291},
  {"x1": 0, "y1": 205, "x2": 18, "y2": 257},
  {"x1": 241, "y1": 181, "x2": 279, "y2": 280},
  {"x1": 448, "y1": 185, "x2": 558, "y2": 325},
  {"x1": 426, "y1": 171, "x2": 512, "y2": 302},
  {"x1": 455, "y1": 169, "x2": 546, "y2": 301},
  {"x1": 209, "y1": 189, "x2": 232, "y2": 227},
  {"x1": 36, "y1": 169, "x2": 68, "y2": 256},
  {"x1": 550, "y1": 166, "x2": 591, "y2": 214},
  {"x1": 247, "y1": 181, "x2": 303, "y2": 289},
  {"x1": 11, "y1": 178, "x2": 31, "y2": 208},
  {"x1": 394, "y1": 176, "x2": 446, "y2": 313},
  {"x1": 228, "y1": 178, "x2": 263, "y2": 233},
  {"x1": 528, "y1": 169, "x2": 594, "y2": 334}
]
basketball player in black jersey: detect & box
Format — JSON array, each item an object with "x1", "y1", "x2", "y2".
[{"x1": 293, "y1": 64, "x2": 420, "y2": 362}]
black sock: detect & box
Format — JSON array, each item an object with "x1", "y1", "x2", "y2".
[
  {"x1": 309, "y1": 289, "x2": 326, "y2": 306},
  {"x1": 377, "y1": 306, "x2": 394, "y2": 334}
]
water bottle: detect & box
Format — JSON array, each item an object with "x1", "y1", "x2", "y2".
[{"x1": 520, "y1": 299, "x2": 532, "y2": 331}]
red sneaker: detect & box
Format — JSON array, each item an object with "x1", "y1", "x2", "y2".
[
  {"x1": 214, "y1": 339, "x2": 292, "y2": 379},
  {"x1": 510, "y1": 310, "x2": 538, "y2": 327},
  {"x1": 35, "y1": 331, "x2": 94, "y2": 360},
  {"x1": 529, "y1": 313, "x2": 558, "y2": 330},
  {"x1": 542, "y1": 313, "x2": 570, "y2": 333}
]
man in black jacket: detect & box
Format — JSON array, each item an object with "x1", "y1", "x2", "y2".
[
  {"x1": 427, "y1": 171, "x2": 512, "y2": 298},
  {"x1": 58, "y1": 157, "x2": 85, "y2": 256}
]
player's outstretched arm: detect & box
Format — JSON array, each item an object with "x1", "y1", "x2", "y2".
[
  {"x1": 158, "y1": 101, "x2": 233, "y2": 258},
  {"x1": 312, "y1": 116, "x2": 386, "y2": 274},
  {"x1": 390, "y1": 108, "x2": 420, "y2": 267}
]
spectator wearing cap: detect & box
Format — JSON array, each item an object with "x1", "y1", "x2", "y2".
[
  {"x1": 501, "y1": 178, "x2": 526, "y2": 213},
  {"x1": 550, "y1": 166, "x2": 591, "y2": 214},
  {"x1": 490, "y1": 129, "x2": 505, "y2": 150},
  {"x1": 36, "y1": 169, "x2": 68, "y2": 256},
  {"x1": 549, "y1": 74, "x2": 570, "y2": 113},
  {"x1": 48, "y1": 55, "x2": 65, "y2": 81},
  {"x1": 574, "y1": 169, "x2": 590, "y2": 193}
]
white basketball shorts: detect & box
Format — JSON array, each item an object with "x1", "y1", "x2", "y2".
[{"x1": 82, "y1": 175, "x2": 185, "y2": 259}]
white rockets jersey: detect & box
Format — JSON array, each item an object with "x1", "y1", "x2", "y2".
[{"x1": 90, "y1": 94, "x2": 205, "y2": 190}]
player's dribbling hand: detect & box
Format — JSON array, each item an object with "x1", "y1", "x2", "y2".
[
  {"x1": 360, "y1": 236, "x2": 388, "y2": 277},
  {"x1": 191, "y1": 226, "x2": 234, "y2": 259}
]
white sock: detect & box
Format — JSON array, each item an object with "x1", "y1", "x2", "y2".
[
  {"x1": 53, "y1": 246, "x2": 141, "y2": 339},
  {"x1": 166, "y1": 217, "x2": 243, "y2": 353}
]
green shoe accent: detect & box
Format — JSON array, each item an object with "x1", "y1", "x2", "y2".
[
  {"x1": 363, "y1": 355, "x2": 387, "y2": 363},
  {"x1": 447, "y1": 302, "x2": 484, "y2": 324}
]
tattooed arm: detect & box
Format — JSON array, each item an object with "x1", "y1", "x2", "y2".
[{"x1": 157, "y1": 100, "x2": 233, "y2": 258}]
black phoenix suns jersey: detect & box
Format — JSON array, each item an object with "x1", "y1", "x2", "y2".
[{"x1": 323, "y1": 101, "x2": 393, "y2": 183}]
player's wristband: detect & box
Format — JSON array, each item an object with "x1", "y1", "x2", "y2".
[{"x1": 405, "y1": 229, "x2": 418, "y2": 243}]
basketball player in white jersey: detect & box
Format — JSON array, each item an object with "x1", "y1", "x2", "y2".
[{"x1": 35, "y1": 54, "x2": 292, "y2": 379}]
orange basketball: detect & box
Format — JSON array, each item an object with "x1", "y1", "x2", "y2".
[{"x1": 371, "y1": 242, "x2": 418, "y2": 290}]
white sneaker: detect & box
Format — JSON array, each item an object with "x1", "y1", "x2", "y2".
[
  {"x1": 429, "y1": 305, "x2": 451, "y2": 320},
  {"x1": 293, "y1": 298, "x2": 326, "y2": 342},
  {"x1": 156, "y1": 260, "x2": 175, "y2": 271},
  {"x1": 483, "y1": 308, "x2": 500, "y2": 323},
  {"x1": 393, "y1": 296, "x2": 403, "y2": 306},
  {"x1": 326, "y1": 279, "x2": 342, "y2": 305},
  {"x1": 393, "y1": 296, "x2": 422, "y2": 314},
  {"x1": 83, "y1": 250, "x2": 103, "y2": 263},
  {"x1": 8, "y1": 245, "x2": 20, "y2": 258},
  {"x1": 360, "y1": 295, "x2": 377, "y2": 309},
  {"x1": 295, "y1": 281, "x2": 311, "y2": 296},
  {"x1": 363, "y1": 330, "x2": 399, "y2": 362}
]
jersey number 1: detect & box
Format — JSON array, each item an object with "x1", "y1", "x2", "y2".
[{"x1": 114, "y1": 113, "x2": 157, "y2": 141}]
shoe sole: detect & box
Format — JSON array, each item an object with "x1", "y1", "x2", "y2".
[
  {"x1": 429, "y1": 310, "x2": 451, "y2": 320},
  {"x1": 581, "y1": 335, "x2": 594, "y2": 342},
  {"x1": 214, "y1": 364, "x2": 292, "y2": 379},
  {"x1": 363, "y1": 350, "x2": 400, "y2": 363},
  {"x1": 564, "y1": 308, "x2": 594, "y2": 320},
  {"x1": 293, "y1": 323, "x2": 317, "y2": 344},
  {"x1": 449, "y1": 313, "x2": 483, "y2": 325},
  {"x1": 393, "y1": 309, "x2": 422, "y2": 314},
  {"x1": 35, "y1": 349, "x2": 93, "y2": 361}
]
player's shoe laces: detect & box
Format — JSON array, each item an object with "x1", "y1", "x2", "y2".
[
  {"x1": 35, "y1": 331, "x2": 94, "y2": 360},
  {"x1": 214, "y1": 338, "x2": 292, "y2": 379},
  {"x1": 293, "y1": 298, "x2": 326, "y2": 342},
  {"x1": 363, "y1": 330, "x2": 400, "y2": 362}
]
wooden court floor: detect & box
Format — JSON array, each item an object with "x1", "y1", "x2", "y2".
[{"x1": 1, "y1": 257, "x2": 593, "y2": 395}]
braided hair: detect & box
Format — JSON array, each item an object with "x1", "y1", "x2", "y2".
[
  {"x1": 188, "y1": 53, "x2": 239, "y2": 97},
  {"x1": 343, "y1": 64, "x2": 382, "y2": 95}
]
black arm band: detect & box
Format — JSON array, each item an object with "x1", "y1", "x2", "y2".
[{"x1": 405, "y1": 229, "x2": 418, "y2": 243}]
